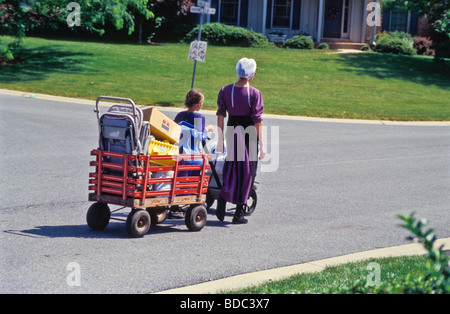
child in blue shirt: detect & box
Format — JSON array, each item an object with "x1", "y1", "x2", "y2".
[
  {"x1": 174, "y1": 89, "x2": 214, "y2": 134},
  {"x1": 170, "y1": 89, "x2": 214, "y2": 219}
]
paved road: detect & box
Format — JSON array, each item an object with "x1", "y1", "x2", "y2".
[{"x1": 1, "y1": 93, "x2": 449, "y2": 293}]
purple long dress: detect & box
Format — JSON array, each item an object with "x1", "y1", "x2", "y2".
[{"x1": 216, "y1": 83, "x2": 264, "y2": 205}]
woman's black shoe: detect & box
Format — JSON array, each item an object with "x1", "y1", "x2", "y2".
[
  {"x1": 232, "y1": 204, "x2": 248, "y2": 224},
  {"x1": 216, "y1": 197, "x2": 226, "y2": 221},
  {"x1": 232, "y1": 216, "x2": 248, "y2": 224}
]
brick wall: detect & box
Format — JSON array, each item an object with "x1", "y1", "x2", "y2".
[{"x1": 417, "y1": 16, "x2": 433, "y2": 37}]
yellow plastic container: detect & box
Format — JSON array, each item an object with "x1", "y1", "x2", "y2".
[{"x1": 148, "y1": 139, "x2": 179, "y2": 166}]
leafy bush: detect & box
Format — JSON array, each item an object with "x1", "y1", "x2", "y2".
[
  {"x1": 375, "y1": 31, "x2": 391, "y2": 42},
  {"x1": 413, "y1": 36, "x2": 434, "y2": 56},
  {"x1": 282, "y1": 35, "x2": 313, "y2": 49},
  {"x1": 317, "y1": 43, "x2": 329, "y2": 50},
  {"x1": 0, "y1": 40, "x2": 15, "y2": 63},
  {"x1": 374, "y1": 36, "x2": 417, "y2": 55},
  {"x1": 389, "y1": 31, "x2": 414, "y2": 47},
  {"x1": 320, "y1": 213, "x2": 449, "y2": 294},
  {"x1": 184, "y1": 23, "x2": 274, "y2": 48}
]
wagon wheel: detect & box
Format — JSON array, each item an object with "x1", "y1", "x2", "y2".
[
  {"x1": 126, "y1": 209, "x2": 151, "y2": 238},
  {"x1": 243, "y1": 188, "x2": 257, "y2": 216},
  {"x1": 149, "y1": 207, "x2": 168, "y2": 225},
  {"x1": 86, "y1": 202, "x2": 110, "y2": 231},
  {"x1": 185, "y1": 205, "x2": 207, "y2": 232}
]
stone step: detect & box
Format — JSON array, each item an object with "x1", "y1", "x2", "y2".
[{"x1": 318, "y1": 41, "x2": 366, "y2": 50}]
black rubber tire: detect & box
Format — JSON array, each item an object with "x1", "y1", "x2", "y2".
[
  {"x1": 243, "y1": 188, "x2": 257, "y2": 216},
  {"x1": 86, "y1": 202, "x2": 110, "y2": 231},
  {"x1": 185, "y1": 205, "x2": 207, "y2": 232},
  {"x1": 126, "y1": 209, "x2": 151, "y2": 238},
  {"x1": 149, "y1": 207, "x2": 168, "y2": 225}
]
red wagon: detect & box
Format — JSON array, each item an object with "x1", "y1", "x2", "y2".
[
  {"x1": 87, "y1": 96, "x2": 211, "y2": 237},
  {"x1": 88, "y1": 150, "x2": 211, "y2": 237}
]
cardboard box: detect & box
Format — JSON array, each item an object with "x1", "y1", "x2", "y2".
[{"x1": 141, "y1": 107, "x2": 181, "y2": 144}]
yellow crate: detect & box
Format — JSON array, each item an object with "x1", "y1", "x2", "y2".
[{"x1": 148, "y1": 139, "x2": 179, "y2": 166}]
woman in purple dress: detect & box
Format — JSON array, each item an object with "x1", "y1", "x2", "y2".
[{"x1": 216, "y1": 58, "x2": 266, "y2": 224}]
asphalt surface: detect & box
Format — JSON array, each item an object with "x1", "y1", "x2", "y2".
[{"x1": 1, "y1": 92, "x2": 449, "y2": 293}]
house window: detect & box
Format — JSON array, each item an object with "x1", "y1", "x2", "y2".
[
  {"x1": 220, "y1": 0, "x2": 240, "y2": 25},
  {"x1": 342, "y1": 0, "x2": 350, "y2": 34},
  {"x1": 272, "y1": 0, "x2": 292, "y2": 28},
  {"x1": 389, "y1": 9, "x2": 408, "y2": 32}
]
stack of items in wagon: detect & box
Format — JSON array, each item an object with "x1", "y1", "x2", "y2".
[{"x1": 141, "y1": 107, "x2": 181, "y2": 194}]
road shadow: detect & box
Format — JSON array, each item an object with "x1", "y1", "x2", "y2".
[
  {"x1": 0, "y1": 45, "x2": 96, "y2": 84},
  {"x1": 4, "y1": 216, "x2": 230, "y2": 239},
  {"x1": 4, "y1": 223, "x2": 128, "y2": 239},
  {"x1": 329, "y1": 53, "x2": 450, "y2": 90}
]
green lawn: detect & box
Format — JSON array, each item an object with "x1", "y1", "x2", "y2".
[
  {"x1": 221, "y1": 255, "x2": 429, "y2": 294},
  {"x1": 1, "y1": 36, "x2": 449, "y2": 120}
]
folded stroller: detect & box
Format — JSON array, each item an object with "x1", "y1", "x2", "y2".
[{"x1": 95, "y1": 96, "x2": 150, "y2": 167}]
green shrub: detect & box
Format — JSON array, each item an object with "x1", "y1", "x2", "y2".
[
  {"x1": 317, "y1": 43, "x2": 329, "y2": 50},
  {"x1": 184, "y1": 23, "x2": 274, "y2": 48},
  {"x1": 0, "y1": 41, "x2": 14, "y2": 62},
  {"x1": 374, "y1": 36, "x2": 417, "y2": 55},
  {"x1": 375, "y1": 31, "x2": 391, "y2": 42},
  {"x1": 389, "y1": 31, "x2": 414, "y2": 47},
  {"x1": 282, "y1": 35, "x2": 314, "y2": 49}
]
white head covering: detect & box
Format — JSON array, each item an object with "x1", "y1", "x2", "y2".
[
  {"x1": 236, "y1": 57, "x2": 257, "y2": 80},
  {"x1": 232, "y1": 58, "x2": 256, "y2": 108}
]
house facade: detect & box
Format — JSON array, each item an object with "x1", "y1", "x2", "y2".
[{"x1": 204, "y1": 0, "x2": 428, "y2": 44}]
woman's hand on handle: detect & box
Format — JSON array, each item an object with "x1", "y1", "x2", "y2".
[{"x1": 254, "y1": 122, "x2": 266, "y2": 160}]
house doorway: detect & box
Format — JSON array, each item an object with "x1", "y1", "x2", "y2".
[{"x1": 323, "y1": 0, "x2": 350, "y2": 38}]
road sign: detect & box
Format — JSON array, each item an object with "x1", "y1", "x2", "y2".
[
  {"x1": 197, "y1": 0, "x2": 209, "y2": 7},
  {"x1": 188, "y1": 41, "x2": 207, "y2": 62},
  {"x1": 190, "y1": 6, "x2": 216, "y2": 15},
  {"x1": 189, "y1": 1, "x2": 216, "y2": 89},
  {"x1": 204, "y1": 7, "x2": 216, "y2": 14}
]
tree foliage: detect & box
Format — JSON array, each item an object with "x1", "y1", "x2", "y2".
[
  {"x1": 0, "y1": 0, "x2": 155, "y2": 61},
  {"x1": 0, "y1": 0, "x2": 154, "y2": 38},
  {"x1": 382, "y1": 0, "x2": 449, "y2": 38}
]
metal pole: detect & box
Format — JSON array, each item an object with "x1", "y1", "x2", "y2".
[
  {"x1": 371, "y1": 0, "x2": 379, "y2": 47},
  {"x1": 191, "y1": 13, "x2": 204, "y2": 89},
  {"x1": 191, "y1": 61, "x2": 198, "y2": 89}
]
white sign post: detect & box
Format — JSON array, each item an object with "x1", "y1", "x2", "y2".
[
  {"x1": 188, "y1": 40, "x2": 207, "y2": 63},
  {"x1": 189, "y1": 1, "x2": 216, "y2": 89}
]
